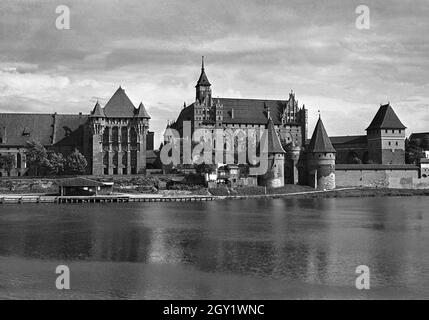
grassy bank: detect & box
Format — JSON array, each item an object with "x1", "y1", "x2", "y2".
[
  {"x1": 209, "y1": 186, "x2": 429, "y2": 199},
  {"x1": 1, "y1": 176, "x2": 429, "y2": 200}
]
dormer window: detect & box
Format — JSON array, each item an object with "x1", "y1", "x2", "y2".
[{"x1": 22, "y1": 127, "x2": 30, "y2": 137}]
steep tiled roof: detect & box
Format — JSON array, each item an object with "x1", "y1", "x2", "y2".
[
  {"x1": 103, "y1": 87, "x2": 136, "y2": 118},
  {"x1": 175, "y1": 98, "x2": 298, "y2": 126},
  {"x1": 264, "y1": 117, "x2": 285, "y2": 154},
  {"x1": 0, "y1": 113, "x2": 88, "y2": 147},
  {"x1": 220, "y1": 98, "x2": 289, "y2": 124},
  {"x1": 330, "y1": 135, "x2": 367, "y2": 145},
  {"x1": 135, "y1": 102, "x2": 151, "y2": 118},
  {"x1": 90, "y1": 101, "x2": 105, "y2": 117},
  {"x1": 308, "y1": 117, "x2": 336, "y2": 153},
  {"x1": 0, "y1": 113, "x2": 55, "y2": 146},
  {"x1": 366, "y1": 104, "x2": 406, "y2": 130},
  {"x1": 53, "y1": 114, "x2": 88, "y2": 145}
]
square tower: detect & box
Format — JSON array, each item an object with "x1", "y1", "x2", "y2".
[{"x1": 366, "y1": 103, "x2": 406, "y2": 164}]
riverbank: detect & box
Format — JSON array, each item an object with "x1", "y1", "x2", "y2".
[{"x1": 1, "y1": 187, "x2": 429, "y2": 205}]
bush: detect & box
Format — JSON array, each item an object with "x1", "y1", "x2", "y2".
[{"x1": 208, "y1": 187, "x2": 230, "y2": 196}]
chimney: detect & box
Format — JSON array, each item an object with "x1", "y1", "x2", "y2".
[{"x1": 231, "y1": 109, "x2": 234, "y2": 119}]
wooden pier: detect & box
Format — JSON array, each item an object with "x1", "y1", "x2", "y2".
[{"x1": 0, "y1": 195, "x2": 216, "y2": 204}]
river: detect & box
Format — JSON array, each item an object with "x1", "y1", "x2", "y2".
[{"x1": 0, "y1": 196, "x2": 428, "y2": 299}]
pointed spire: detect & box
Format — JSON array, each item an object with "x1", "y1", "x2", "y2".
[
  {"x1": 196, "y1": 56, "x2": 211, "y2": 87},
  {"x1": 135, "y1": 102, "x2": 151, "y2": 119},
  {"x1": 90, "y1": 100, "x2": 105, "y2": 117},
  {"x1": 265, "y1": 117, "x2": 285, "y2": 154},
  {"x1": 308, "y1": 117, "x2": 335, "y2": 153}
]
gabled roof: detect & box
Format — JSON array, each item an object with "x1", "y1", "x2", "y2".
[
  {"x1": 308, "y1": 117, "x2": 336, "y2": 153},
  {"x1": 103, "y1": 86, "x2": 136, "y2": 118},
  {"x1": 265, "y1": 117, "x2": 285, "y2": 154},
  {"x1": 366, "y1": 103, "x2": 406, "y2": 130},
  {"x1": 135, "y1": 102, "x2": 151, "y2": 118},
  {"x1": 90, "y1": 101, "x2": 105, "y2": 117}
]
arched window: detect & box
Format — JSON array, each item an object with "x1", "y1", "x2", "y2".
[
  {"x1": 113, "y1": 151, "x2": 119, "y2": 167},
  {"x1": 112, "y1": 127, "x2": 119, "y2": 151},
  {"x1": 17, "y1": 153, "x2": 21, "y2": 169},
  {"x1": 103, "y1": 152, "x2": 109, "y2": 166},
  {"x1": 130, "y1": 127, "x2": 137, "y2": 147},
  {"x1": 121, "y1": 127, "x2": 128, "y2": 145},
  {"x1": 103, "y1": 127, "x2": 109, "y2": 146}
]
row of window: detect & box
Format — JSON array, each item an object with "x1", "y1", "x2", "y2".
[{"x1": 368, "y1": 129, "x2": 402, "y2": 134}]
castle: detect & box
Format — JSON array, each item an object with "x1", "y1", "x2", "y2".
[
  {"x1": 0, "y1": 57, "x2": 422, "y2": 189},
  {"x1": 165, "y1": 58, "x2": 418, "y2": 189},
  {"x1": 0, "y1": 87, "x2": 153, "y2": 177}
]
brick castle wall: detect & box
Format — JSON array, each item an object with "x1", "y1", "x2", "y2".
[{"x1": 336, "y1": 168, "x2": 419, "y2": 188}]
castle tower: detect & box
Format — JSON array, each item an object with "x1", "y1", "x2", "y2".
[
  {"x1": 306, "y1": 116, "x2": 336, "y2": 190},
  {"x1": 135, "y1": 102, "x2": 151, "y2": 174},
  {"x1": 366, "y1": 103, "x2": 406, "y2": 164},
  {"x1": 260, "y1": 116, "x2": 286, "y2": 188},
  {"x1": 90, "y1": 87, "x2": 150, "y2": 176},
  {"x1": 195, "y1": 56, "x2": 212, "y2": 104},
  {"x1": 89, "y1": 101, "x2": 106, "y2": 175}
]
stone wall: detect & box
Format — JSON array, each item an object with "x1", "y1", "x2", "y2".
[
  {"x1": 336, "y1": 167, "x2": 420, "y2": 188},
  {"x1": 388, "y1": 176, "x2": 429, "y2": 189}
]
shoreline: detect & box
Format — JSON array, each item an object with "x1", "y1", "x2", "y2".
[{"x1": 1, "y1": 187, "x2": 429, "y2": 205}]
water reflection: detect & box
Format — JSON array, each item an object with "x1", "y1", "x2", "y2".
[{"x1": 0, "y1": 196, "x2": 428, "y2": 299}]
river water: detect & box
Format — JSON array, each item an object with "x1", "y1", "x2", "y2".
[{"x1": 0, "y1": 196, "x2": 428, "y2": 299}]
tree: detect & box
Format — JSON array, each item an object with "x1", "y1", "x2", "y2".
[
  {"x1": 351, "y1": 156, "x2": 363, "y2": 164},
  {"x1": 405, "y1": 138, "x2": 424, "y2": 164},
  {"x1": 0, "y1": 154, "x2": 15, "y2": 176},
  {"x1": 65, "y1": 149, "x2": 87, "y2": 175},
  {"x1": 47, "y1": 152, "x2": 66, "y2": 175},
  {"x1": 195, "y1": 162, "x2": 216, "y2": 175},
  {"x1": 25, "y1": 140, "x2": 49, "y2": 176}
]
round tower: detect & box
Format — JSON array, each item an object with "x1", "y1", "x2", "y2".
[
  {"x1": 306, "y1": 116, "x2": 336, "y2": 190},
  {"x1": 285, "y1": 140, "x2": 301, "y2": 185},
  {"x1": 260, "y1": 117, "x2": 286, "y2": 188}
]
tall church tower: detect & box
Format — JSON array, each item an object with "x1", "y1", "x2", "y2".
[
  {"x1": 195, "y1": 56, "x2": 212, "y2": 104},
  {"x1": 306, "y1": 116, "x2": 336, "y2": 190},
  {"x1": 366, "y1": 103, "x2": 406, "y2": 164}
]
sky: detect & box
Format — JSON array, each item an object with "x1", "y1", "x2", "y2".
[{"x1": 0, "y1": 0, "x2": 428, "y2": 147}]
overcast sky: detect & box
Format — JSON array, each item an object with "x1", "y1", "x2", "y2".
[{"x1": 0, "y1": 0, "x2": 428, "y2": 146}]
